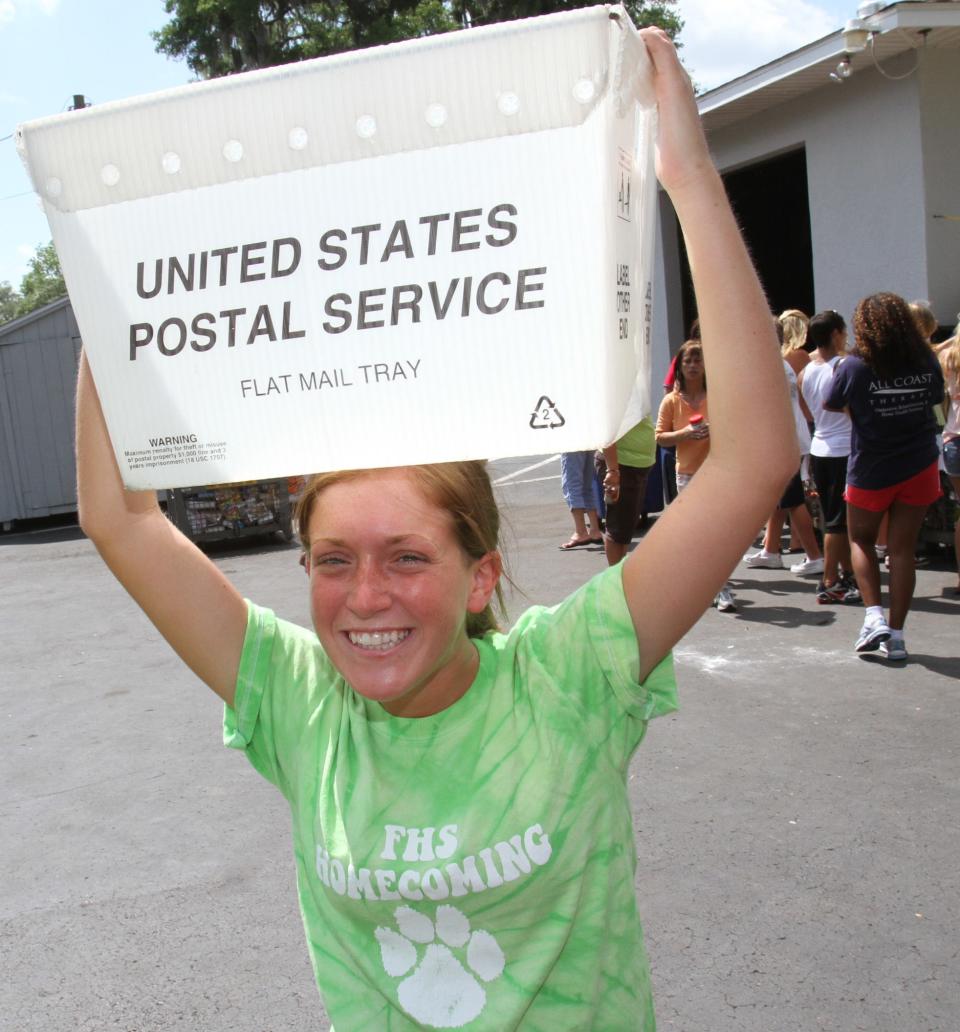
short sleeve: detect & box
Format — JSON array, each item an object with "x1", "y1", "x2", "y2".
[
  {"x1": 509, "y1": 563, "x2": 677, "y2": 726},
  {"x1": 223, "y1": 601, "x2": 339, "y2": 797},
  {"x1": 582, "y1": 564, "x2": 678, "y2": 721},
  {"x1": 655, "y1": 392, "x2": 676, "y2": 435},
  {"x1": 824, "y1": 360, "x2": 851, "y2": 411}
]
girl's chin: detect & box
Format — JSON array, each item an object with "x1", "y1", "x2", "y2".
[{"x1": 348, "y1": 675, "x2": 459, "y2": 717}]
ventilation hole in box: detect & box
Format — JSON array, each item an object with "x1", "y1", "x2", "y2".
[
  {"x1": 425, "y1": 103, "x2": 448, "y2": 129},
  {"x1": 45, "y1": 177, "x2": 62, "y2": 198},
  {"x1": 355, "y1": 115, "x2": 377, "y2": 139},
  {"x1": 101, "y1": 164, "x2": 120, "y2": 186},
  {"x1": 573, "y1": 78, "x2": 596, "y2": 104},
  {"x1": 223, "y1": 139, "x2": 244, "y2": 163},
  {"x1": 161, "y1": 152, "x2": 181, "y2": 174},
  {"x1": 497, "y1": 92, "x2": 520, "y2": 117},
  {"x1": 288, "y1": 127, "x2": 309, "y2": 150}
]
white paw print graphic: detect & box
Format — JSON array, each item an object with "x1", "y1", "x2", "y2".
[{"x1": 375, "y1": 904, "x2": 505, "y2": 1028}]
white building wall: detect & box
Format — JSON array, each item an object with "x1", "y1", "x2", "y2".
[
  {"x1": 648, "y1": 46, "x2": 945, "y2": 367},
  {"x1": 707, "y1": 50, "x2": 927, "y2": 327},
  {"x1": 918, "y1": 49, "x2": 960, "y2": 327},
  {"x1": 650, "y1": 47, "x2": 954, "y2": 385}
]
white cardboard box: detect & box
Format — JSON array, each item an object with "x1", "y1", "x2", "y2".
[{"x1": 17, "y1": 4, "x2": 658, "y2": 488}]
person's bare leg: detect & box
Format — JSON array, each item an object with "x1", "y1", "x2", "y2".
[
  {"x1": 788, "y1": 503, "x2": 822, "y2": 560},
  {"x1": 560, "y1": 509, "x2": 596, "y2": 549},
  {"x1": 762, "y1": 511, "x2": 784, "y2": 554},
  {"x1": 950, "y1": 477, "x2": 960, "y2": 590},
  {"x1": 604, "y1": 537, "x2": 628, "y2": 566},
  {"x1": 847, "y1": 503, "x2": 885, "y2": 608},
  {"x1": 586, "y1": 509, "x2": 602, "y2": 538},
  {"x1": 837, "y1": 532, "x2": 853, "y2": 574},
  {"x1": 885, "y1": 500, "x2": 929, "y2": 630},
  {"x1": 876, "y1": 511, "x2": 889, "y2": 555},
  {"x1": 788, "y1": 518, "x2": 801, "y2": 551},
  {"x1": 822, "y1": 531, "x2": 851, "y2": 586}
]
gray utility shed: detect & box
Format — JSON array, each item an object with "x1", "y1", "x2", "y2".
[{"x1": 0, "y1": 296, "x2": 80, "y2": 527}]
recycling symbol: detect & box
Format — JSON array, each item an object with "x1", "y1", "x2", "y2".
[{"x1": 529, "y1": 396, "x2": 565, "y2": 430}]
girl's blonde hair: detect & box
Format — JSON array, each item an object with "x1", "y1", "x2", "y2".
[
  {"x1": 940, "y1": 322, "x2": 960, "y2": 384},
  {"x1": 909, "y1": 300, "x2": 938, "y2": 342},
  {"x1": 296, "y1": 462, "x2": 505, "y2": 637},
  {"x1": 777, "y1": 309, "x2": 809, "y2": 357}
]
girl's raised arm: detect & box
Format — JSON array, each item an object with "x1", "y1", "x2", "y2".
[
  {"x1": 76, "y1": 353, "x2": 247, "y2": 705},
  {"x1": 623, "y1": 30, "x2": 798, "y2": 681}
]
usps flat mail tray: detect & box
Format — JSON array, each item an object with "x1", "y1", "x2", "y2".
[{"x1": 18, "y1": 4, "x2": 658, "y2": 488}]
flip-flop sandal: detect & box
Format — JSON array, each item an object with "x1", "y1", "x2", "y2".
[{"x1": 559, "y1": 536, "x2": 592, "y2": 550}]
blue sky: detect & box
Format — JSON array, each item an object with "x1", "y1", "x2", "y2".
[{"x1": 0, "y1": 0, "x2": 859, "y2": 289}]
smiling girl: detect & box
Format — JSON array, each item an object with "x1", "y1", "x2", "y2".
[{"x1": 76, "y1": 29, "x2": 797, "y2": 1032}]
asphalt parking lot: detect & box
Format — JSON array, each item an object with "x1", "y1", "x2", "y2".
[{"x1": 2, "y1": 453, "x2": 958, "y2": 1032}]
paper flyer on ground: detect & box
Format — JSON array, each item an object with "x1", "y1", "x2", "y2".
[{"x1": 17, "y1": 5, "x2": 658, "y2": 489}]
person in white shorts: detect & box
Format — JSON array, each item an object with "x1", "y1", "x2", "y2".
[{"x1": 798, "y1": 310, "x2": 861, "y2": 604}]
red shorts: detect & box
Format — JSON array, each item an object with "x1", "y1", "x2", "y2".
[{"x1": 844, "y1": 460, "x2": 942, "y2": 512}]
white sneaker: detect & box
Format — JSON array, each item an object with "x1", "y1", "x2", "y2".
[
  {"x1": 879, "y1": 637, "x2": 907, "y2": 661},
  {"x1": 855, "y1": 620, "x2": 891, "y2": 653},
  {"x1": 714, "y1": 587, "x2": 737, "y2": 612},
  {"x1": 743, "y1": 550, "x2": 783, "y2": 569},
  {"x1": 790, "y1": 556, "x2": 825, "y2": 577}
]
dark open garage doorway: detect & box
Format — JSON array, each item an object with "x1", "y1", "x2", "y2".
[{"x1": 678, "y1": 147, "x2": 815, "y2": 335}]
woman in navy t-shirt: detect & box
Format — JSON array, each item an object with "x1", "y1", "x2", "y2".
[{"x1": 826, "y1": 292, "x2": 944, "y2": 661}]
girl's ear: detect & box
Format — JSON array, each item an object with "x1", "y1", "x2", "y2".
[
  {"x1": 300, "y1": 551, "x2": 311, "y2": 575},
  {"x1": 467, "y1": 551, "x2": 503, "y2": 614}
]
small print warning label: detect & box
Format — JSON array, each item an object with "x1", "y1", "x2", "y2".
[{"x1": 124, "y1": 437, "x2": 228, "y2": 472}]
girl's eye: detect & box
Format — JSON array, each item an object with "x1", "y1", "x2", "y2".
[
  {"x1": 396, "y1": 553, "x2": 427, "y2": 565},
  {"x1": 313, "y1": 554, "x2": 348, "y2": 568}
]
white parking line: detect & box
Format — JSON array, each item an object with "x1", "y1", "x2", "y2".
[
  {"x1": 492, "y1": 455, "x2": 561, "y2": 485},
  {"x1": 500, "y1": 474, "x2": 562, "y2": 486}
]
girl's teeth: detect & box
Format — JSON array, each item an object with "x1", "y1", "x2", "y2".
[{"x1": 348, "y1": 630, "x2": 409, "y2": 650}]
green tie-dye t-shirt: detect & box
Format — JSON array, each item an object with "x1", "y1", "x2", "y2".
[{"x1": 224, "y1": 563, "x2": 677, "y2": 1031}]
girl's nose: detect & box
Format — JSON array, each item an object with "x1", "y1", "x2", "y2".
[{"x1": 347, "y1": 560, "x2": 391, "y2": 615}]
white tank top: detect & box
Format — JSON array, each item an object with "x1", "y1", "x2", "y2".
[
  {"x1": 783, "y1": 361, "x2": 811, "y2": 454},
  {"x1": 801, "y1": 357, "x2": 852, "y2": 457}
]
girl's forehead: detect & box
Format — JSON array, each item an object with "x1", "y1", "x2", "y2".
[{"x1": 308, "y1": 471, "x2": 450, "y2": 534}]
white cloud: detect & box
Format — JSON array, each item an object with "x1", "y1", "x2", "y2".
[
  {"x1": 17, "y1": 244, "x2": 34, "y2": 257},
  {"x1": 679, "y1": 0, "x2": 840, "y2": 91},
  {"x1": 0, "y1": 0, "x2": 60, "y2": 25}
]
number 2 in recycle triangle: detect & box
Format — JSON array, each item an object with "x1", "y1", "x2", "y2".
[{"x1": 530, "y1": 396, "x2": 565, "y2": 430}]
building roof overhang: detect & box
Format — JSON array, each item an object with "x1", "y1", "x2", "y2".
[{"x1": 698, "y1": 1, "x2": 960, "y2": 132}]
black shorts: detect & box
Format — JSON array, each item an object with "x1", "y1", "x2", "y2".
[
  {"x1": 809, "y1": 454, "x2": 849, "y2": 532},
  {"x1": 595, "y1": 456, "x2": 653, "y2": 545},
  {"x1": 778, "y1": 470, "x2": 806, "y2": 511}
]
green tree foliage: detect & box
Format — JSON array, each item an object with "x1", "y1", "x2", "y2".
[
  {"x1": 16, "y1": 241, "x2": 66, "y2": 318},
  {"x1": 0, "y1": 282, "x2": 21, "y2": 326},
  {"x1": 154, "y1": 0, "x2": 682, "y2": 77}
]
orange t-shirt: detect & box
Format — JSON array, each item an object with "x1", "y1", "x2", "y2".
[{"x1": 655, "y1": 392, "x2": 710, "y2": 475}]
